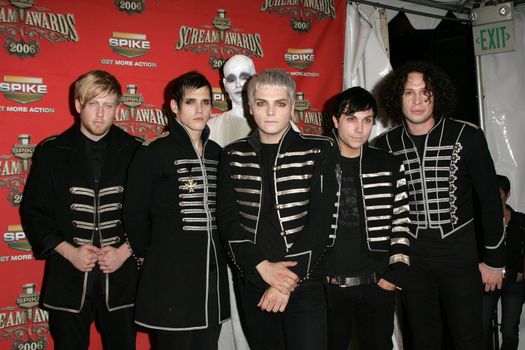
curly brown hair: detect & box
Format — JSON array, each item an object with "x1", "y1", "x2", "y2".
[{"x1": 374, "y1": 61, "x2": 457, "y2": 127}]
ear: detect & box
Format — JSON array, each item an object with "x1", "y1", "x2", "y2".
[
  {"x1": 332, "y1": 115, "x2": 339, "y2": 129},
  {"x1": 170, "y1": 99, "x2": 178, "y2": 115},
  {"x1": 74, "y1": 99, "x2": 82, "y2": 114}
]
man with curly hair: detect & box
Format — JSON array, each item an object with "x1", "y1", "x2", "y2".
[{"x1": 373, "y1": 61, "x2": 505, "y2": 350}]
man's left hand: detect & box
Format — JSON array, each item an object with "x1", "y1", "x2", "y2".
[
  {"x1": 98, "y1": 245, "x2": 131, "y2": 273},
  {"x1": 377, "y1": 278, "x2": 396, "y2": 291},
  {"x1": 479, "y1": 262, "x2": 504, "y2": 292}
]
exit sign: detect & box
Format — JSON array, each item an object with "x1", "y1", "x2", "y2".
[{"x1": 473, "y1": 20, "x2": 515, "y2": 55}]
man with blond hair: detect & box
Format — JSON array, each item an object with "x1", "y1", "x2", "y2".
[{"x1": 21, "y1": 70, "x2": 141, "y2": 350}]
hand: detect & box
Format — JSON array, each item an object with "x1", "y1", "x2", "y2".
[
  {"x1": 377, "y1": 278, "x2": 397, "y2": 291},
  {"x1": 98, "y1": 245, "x2": 131, "y2": 273},
  {"x1": 257, "y1": 287, "x2": 290, "y2": 313},
  {"x1": 479, "y1": 262, "x2": 504, "y2": 292},
  {"x1": 256, "y1": 260, "x2": 299, "y2": 294},
  {"x1": 56, "y1": 242, "x2": 100, "y2": 272}
]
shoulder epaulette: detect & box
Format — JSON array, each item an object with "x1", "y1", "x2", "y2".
[
  {"x1": 299, "y1": 134, "x2": 335, "y2": 146},
  {"x1": 142, "y1": 131, "x2": 169, "y2": 146},
  {"x1": 223, "y1": 137, "x2": 249, "y2": 149},
  {"x1": 39, "y1": 135, "x2": 58, "y2": 146},
  {"x1": 450, "y1": 118, "x2": 480, "y2": 130}
]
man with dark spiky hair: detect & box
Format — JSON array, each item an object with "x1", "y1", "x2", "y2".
[
  {"x1": 373, "y1": 61, "x2": 505, "y2": 350},
  {"x1": 124, "y1": 71, "x2": 230, "y2": 350},
  {"x1": 325, "y1": 86, "x2": 410, "y2": 350}
]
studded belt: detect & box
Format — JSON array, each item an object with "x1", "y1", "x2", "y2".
[{"x1": 325, "y1": 272, "x2": 379, "y2": 288}]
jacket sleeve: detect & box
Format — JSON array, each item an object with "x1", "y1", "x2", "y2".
[
  {"x1": 381, "y1": 161, "x2": 411, "y2": 289},
  {"x1": 284, "y1": 143, "x2": 338, "y2": 282},
  {"x1": 217, "y1": 148, "x2": 266, "y2": 278},
  {"x1": 20, "y1": 143, "x2": 64, "y2": 259},
  {"x1": 469, "y1": 128, "x2": 505, "y2": 269},
  {"x1": 122, "y1": 145, "x2": 157, "y2": 258}
]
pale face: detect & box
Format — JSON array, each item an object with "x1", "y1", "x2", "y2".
[
  {"x1": 75, "y1": 93, "x2": 118, "y2": 141},
  {"x1": 223, "y1": 58, "x2": 254, "y2": 107},
  {"x1": 170, "y1": 86, "x2": 212, "y2": 140},
  {"x1": 402, "y1": 72, "x2": 435, "y2": 135},
  {"x1": 250, "y1": 86, "x2": 293, "y2": 144},
  {"x1": 333, "y1": 108, "x2": 374, "y2": 158}
]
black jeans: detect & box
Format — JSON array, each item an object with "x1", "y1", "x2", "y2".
[
  {"x1": 403, "y1": 257, "x2": 483, "y2": 350},
  {"x1": 238, "y1": 278, "x2": 327, "y2": 350},
  {"x1": 155, "y1": 265, "x2": 222, "y2": 350},
  {"x1": 156, "y1": 324, "x2": 222, "y2": 350},
  {"x1": 326, "y1": 283, "x2": 395, "y2": 350},
  {"x1": 48, "y1": 269, "x2": 136, "y2": 350},
  {"x1": 482, "y1": 279, "x2": 525, "y2": 350}
]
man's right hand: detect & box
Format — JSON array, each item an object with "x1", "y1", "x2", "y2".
[
  {"x1": 256, "y1": 260, "x2": 299, "y2": 294},
  {"x1": 55, "y1": 242, "x2": 100, "y2": 272}
]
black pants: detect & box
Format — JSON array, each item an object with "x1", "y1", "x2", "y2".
[
  {"x1": 239, "y1": 278, "x2": 327, "y2": 350},
  {"x1": 156, "y1": 324, "x2": 222, "y2": 350},
  {"x1": 48, "y1": 269, "x2": 136, "y2": 350},
  {"x1": 326, "y1": 283, "x2": 395, "y2": 350},
  {"x1": 155, "y1": 266, "x2": 222, "y2": 350},
  {"x1": 482, "y1": 280, "x2": 525, "y2": 350},
  {"x1": 403, "y1": 257, "x2": 483, "y2": 350}
]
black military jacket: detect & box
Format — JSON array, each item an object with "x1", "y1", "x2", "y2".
[
  {"x1": 123, "y1": 120, "x2": 230, "y2": 330},
  {"x1": 21, "y1": 124, "x2": 141, "y2": 312}
]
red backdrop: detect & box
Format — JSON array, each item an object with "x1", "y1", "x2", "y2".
[{"x1": 0, "y1": 0, "x2": 346, "y2": 348}]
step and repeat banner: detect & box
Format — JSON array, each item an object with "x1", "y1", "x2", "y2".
[{"x1": 0, "y1": 0, "x2": 345, "y2": 348}]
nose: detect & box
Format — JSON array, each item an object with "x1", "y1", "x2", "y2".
[
  {"x1": 267, "y1": 104, "x2": 275, "y2": 116},
  {"x1": 96, "y1": 104, "x2": 104, "y2": 117},
  {"x1": 355, "y1": 120, "x2": 363, "y2": 133},
  {"x1": 413, "y1": 92, "x2": 423, "y2": 105},
  {"x1": 235, "y1": 79, "x2": 243, "y2": 88},
  {"x1": 196, "y1": 102, "x2": 202, "y2": 113}
]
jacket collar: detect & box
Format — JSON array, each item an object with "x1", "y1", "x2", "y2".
[
  {"x1": 247, "y1": 124, "x2": 294, "y2": 153},
  {"x1": 401, "y1": 115, "x2": 445, "y2": 139},
  {"x1": 170, "y1": 118, "x2": 211, "y2": 153}
]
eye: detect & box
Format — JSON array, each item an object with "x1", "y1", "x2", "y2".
[
  {"x1": 364, "y1": 117, "x2": 374, "y2": 124},
  {"x1": 184, "y1": 99, "x2": 195, "y2": 105},
  {"x1": 255, "y1": 100, "x2": 266, "y2": 107},
  {"x1": 239, "y1": 73, "x2": 251, "y2": 81},
  {"x1": 87, "y1": 101, "x2": 98, "y2": 107},
  {"x1": 276, "y1": 101, "x2": 288, "y2": 107},
  {"x1": 225, "y1": 76, "x2": 236, "y2": 83},
  {"x1": 202, "y1": 99, "x2": 211, "y2": 105},
  {"x1": 403, "y1": 90, "x2": 413, "y2": 96},
  {"x1": 104, "y1": 103, "x2": 116, "y2": 109}
]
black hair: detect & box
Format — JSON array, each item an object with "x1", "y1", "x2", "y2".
[
  {"x1": 497, "y1": 174, "x2": 511, "y2": 195},
  {"x1": 171, "y1": 71, "x2": 212, "y2": 106},
  {"x1": 375, "y1": 61, "x2": 457, "y2": 126},
  {"x1": 332, "y1": 86, "x2": 377, "y2": 120}
]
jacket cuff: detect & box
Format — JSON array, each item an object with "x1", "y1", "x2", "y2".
[{"x1": 381, "y1": 263, "x2": 409, "y2": 290}]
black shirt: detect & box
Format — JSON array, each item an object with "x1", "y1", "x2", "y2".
[
  {"x1": 258, "y1": 143, "x2": 286, "y2": 262},
  {"x1": 81, "y1": 130, "x2": 111, "y2": 189},
  {"x1": 324, "y1": 155, "x2": 387, "y2": 276}
]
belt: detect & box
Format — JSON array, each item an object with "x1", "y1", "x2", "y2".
[{"x1": 325, "y1": 272, "x2": 379, "y2": 288}]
